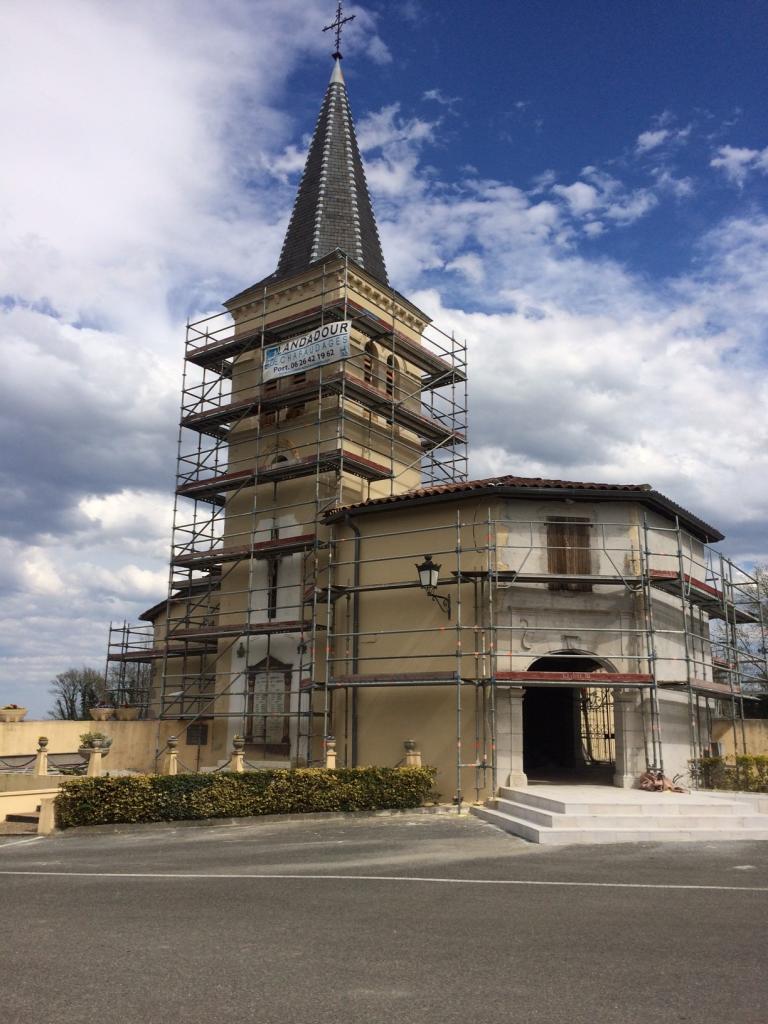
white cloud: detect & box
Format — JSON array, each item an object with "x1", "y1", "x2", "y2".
[
  {"x1": 710, "y1": 144, "x2": 768, "y2": 186},
  {"x1": 550, "y1": 169, "x2": 660, "y2": 230},
  {"x1": 365, "y1": 34, "x2": 392, "y2": 65},
  {"x1": 636, "y1": 129, "x2": 670, "y2": 153},
  {"x1": 652, "y1": 168, "x2": 695, "y2": 198},
  {"x1": 635, "y1": 116, "x2": 691, "y2": 156},
  {"x1": 551, "y1": 182, "x2": 599, "y2": 215},
  {"x1": 445, "y1": 253, "x2": 485, "y2": 285},
  {"x1": 357, "y1": 103, "x2": 437, "y2": 152},
  {"x1": 422, "y1": 88, "x2": 460, "y2": 112},
  {"x1": 356, "y1": 104, "x2": 438, "y2": 199},
  {"x1": 604, "y1": 188, "x2": 658, "y2": 223}
]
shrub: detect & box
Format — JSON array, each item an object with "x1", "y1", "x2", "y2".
[
  {"x1": 691, "y1": 755, "x2": 768, "y2": 793},
  {"x1": 54, "y1": 766, "x2": 437, "y2": 829}
]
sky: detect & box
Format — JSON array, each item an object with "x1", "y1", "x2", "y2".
[{"x1": 1, "y1": 0, "x2": 767, "y2": 715}]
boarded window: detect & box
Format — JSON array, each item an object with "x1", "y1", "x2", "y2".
[
  {"x1": 547, "y1": 517, "x2": 592, "y2": 591},
  {"x1": 245, "y1": 662, "x2": 291, "y2": 753}
]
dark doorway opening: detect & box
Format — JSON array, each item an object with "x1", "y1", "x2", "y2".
[{"x1": 523, "y1": 655, "x2": 614, "y2": 783}]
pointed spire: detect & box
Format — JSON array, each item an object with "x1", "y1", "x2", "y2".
[
  {"x1": 274, "y1": 60, "x2": 388, "y2": 285},
  {"x1": 329, "y1": 56, "x2": 344, "y2": 85}
]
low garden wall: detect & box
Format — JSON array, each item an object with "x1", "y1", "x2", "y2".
[{"x1": 54, "y1": 766, "x2": 437, "y2": 829}]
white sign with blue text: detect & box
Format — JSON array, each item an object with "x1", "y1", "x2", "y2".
[{"x1": 262, "y1": 320, "x2": 350, "y2": 382}]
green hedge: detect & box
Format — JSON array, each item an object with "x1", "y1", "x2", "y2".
[
  {"x1": 692, "y1": 755, "x2": 768, "y2": 793},
  {"x1": 54, "y1": 766, "x2": 437, "y2": 829}
]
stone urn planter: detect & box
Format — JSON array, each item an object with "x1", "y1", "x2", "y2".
[
  {"x1": 0, "y1": 706, "x2": 28, "y2": 723},
  {"x1": 89, "y1": 707, "x2": 115, "y2": 721},
  {"x1": 78, "y1": 733, "x2": 113, "y2": 760},
  {"x1": 115, "y1": 706, "x2": 140, "y2": 721},
  {"x1": 78, "y1": 744, "x2": 111, "y2": 760}
]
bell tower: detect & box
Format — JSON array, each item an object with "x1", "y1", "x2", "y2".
[{"x1": 137, "y1": 29, "x2": 468, "y2": 764}]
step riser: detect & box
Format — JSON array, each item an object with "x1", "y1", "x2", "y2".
[
  {"x1": 537, "y1": 829, "x2": 768, "y2": 845},
  {"x1": 491, "y1": 801, "x2": 768, "y2": 831},
  {"x1": 495, "y1": 794, "x2": 741, "y2": 827},
  {"x1": 472, "y1": 806, "x2": 768, "y2": 845},
  {"x1": 472, "y1": 806, "x2": 543, "y2": 843},
  {"x1": 497, "y1": 788, "x2": 756, "y2": 816}
]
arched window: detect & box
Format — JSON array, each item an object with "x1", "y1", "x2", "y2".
[
  {"x1": 363, "y1": 342, "x2": 378, "y2": 385},
  {"x1": 386, "y1": 355, "x2": 399, "y2": 398}
]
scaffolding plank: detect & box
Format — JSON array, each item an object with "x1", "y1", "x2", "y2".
[
  {"x1": 181, "y1": 371, "x2": 465, "y2": 447},
  {"x1": 326, "y1": 671, "x2": 459, "y2": 688},
  {"x1": 169, "y1": 620, "x2": 320, "y2": 641},
  {"x1": 659, "y1": 679, "x2": 747, "y2": 699},
  {"x1": 185, "y1": 325, "x2": 277, "y2": 372},
  {"x1": 108, "y1": 646, "x2": 214, "y2": 662},
  {"x1": 260, "y1": 450, "x2": 392, "y2": 484},
  {"x1": 328, "y1": 373, "x2": 465, "y2": 444},
  {"x1": 457, "y1": 570, "x2": 643, "y2": 586},
  {"x1": 176, "y1": 450, "x2": 392, "y2": 501},
  {"x1": 496, "y1": 671, "x2": 653, "y2": 687},
  {"x1": 172, "y1": 534, "x2": 317, "y2": 569},
  {"x1": 649, "y1": 570, "x2": 758, "y2": 623}
]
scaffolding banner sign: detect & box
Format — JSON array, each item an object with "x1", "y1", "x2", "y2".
[{"x1": 263, "y1": 321, "x2": 350, "y2": 381}]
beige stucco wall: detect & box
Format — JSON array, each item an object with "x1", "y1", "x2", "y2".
[
  {"x1": 0, "y1": 786, "x2": 60, "y2": 819},
  {"x1": 712, "y1": 717, "x2": 768, "y2": 758},
  {"x1": 0, "y1": 719, "x2": 223, "y2": 773}
]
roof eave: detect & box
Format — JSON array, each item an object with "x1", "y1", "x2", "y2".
[{"x1": 325, "y1": 482, "x2": 724, "y2": 543}]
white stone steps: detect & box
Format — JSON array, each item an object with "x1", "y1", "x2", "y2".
[
  {"x1": 471, "y1": 784, "x2": 768, "y2": 844},
  {"x1": 496, "y1": 792, "x2": 749, "y2": 818},
  {"x1": 472, "y1": 805, "x2": 768, "y2": 844},
  {"x1": 490, "y1": 798, "x2": 767, "y2": 832},
  {"x1": 496, "y1": 786, "x2": 753, "y2": 816}
]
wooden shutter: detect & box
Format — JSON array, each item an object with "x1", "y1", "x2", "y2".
[{"x1": 547, "y1": 517, "x2": 592, "y2": 591}]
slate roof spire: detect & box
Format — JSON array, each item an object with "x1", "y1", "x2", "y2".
[{"x1": 274, "y1": 57, "x2": 389, "y2": 285}]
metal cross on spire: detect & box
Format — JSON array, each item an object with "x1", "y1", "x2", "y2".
[{"x1": 323, "y1": 1, "x2": 355, "y2": 61}]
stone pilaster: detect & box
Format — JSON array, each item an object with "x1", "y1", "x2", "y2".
[
  {"x1": 613, "y1": 688, "x2": 645, "y2": 788},
  {"x1": 496, "y1": 687, "x2": 527, "y2": 788}
]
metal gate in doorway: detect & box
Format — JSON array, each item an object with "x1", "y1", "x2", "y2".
[{"x1": 579, "y1": 688, "x2": 615, "y2": 767}]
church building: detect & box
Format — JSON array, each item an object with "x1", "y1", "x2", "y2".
[{"x1": 109, "y1": 38, "x2": 764, "y2": 807}]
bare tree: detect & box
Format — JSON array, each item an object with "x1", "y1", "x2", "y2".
[
  {"x1": 107, "y1": 662, "x2": 151, "y2": 710},
  {"x1": 48, "y1": 667, "x2": 108, "y2": 720}
]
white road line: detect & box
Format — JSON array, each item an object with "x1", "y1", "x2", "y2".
[
  {"x1": 0, "y1": 869, "x2": 766, "y2": 892},
  {"x1": 0, "y1": 836, "x2": 42, "y2": 850}
]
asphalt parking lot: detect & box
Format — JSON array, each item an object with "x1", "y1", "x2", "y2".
[{"x1": 2, "y1": 812, "x2": 767, "y2": 1024}]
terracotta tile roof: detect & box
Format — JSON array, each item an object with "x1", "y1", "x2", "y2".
[{"x1": 324, "y1": 474, "x2": 724, "y2": 542}]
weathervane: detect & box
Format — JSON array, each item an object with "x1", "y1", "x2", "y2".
[{"x1": 323, "y1": 1, "x2": 355, "y2": 61}]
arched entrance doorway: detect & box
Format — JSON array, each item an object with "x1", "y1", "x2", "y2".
[{"x1": 523, "y1": 655, "x2": 615, "y2": 783}]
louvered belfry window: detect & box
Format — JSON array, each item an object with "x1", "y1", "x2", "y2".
[{"x1": 547, "y1": 517, "x2": 593, "y2": 591}]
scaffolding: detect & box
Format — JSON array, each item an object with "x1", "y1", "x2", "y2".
[
  {"x1": 315, "y1": 510, "x2": 767, "y2": 804},
  {"x1": 106, "y1": 251, "x2": 766, "y2": 794},
  {"x1": 108, "y1": 252, "x2": 468, "y2": 763}
]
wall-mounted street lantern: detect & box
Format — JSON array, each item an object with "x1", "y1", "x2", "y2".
[{"x1": 415, "y1": 554, "x2": 451, "y2": 619}]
